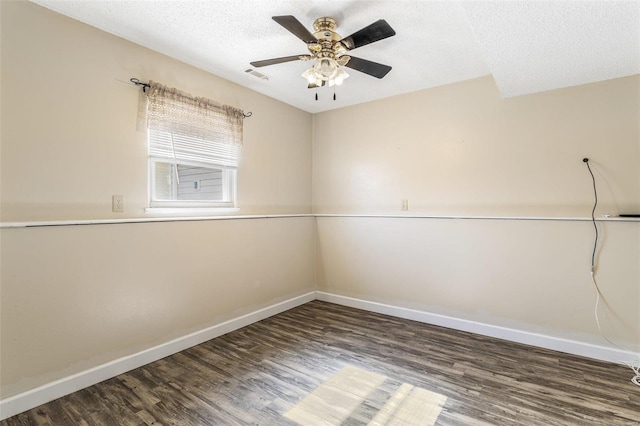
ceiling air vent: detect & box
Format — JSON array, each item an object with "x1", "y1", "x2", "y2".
[{"x1": 245, "y1": 69, "x2": 269, "y2": 81}]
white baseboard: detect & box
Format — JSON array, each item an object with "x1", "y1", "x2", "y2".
[
  {"x1": 0, "y1": 291, "x2": 316, "y2": 421},
  {"x1": 315, "y1": 291, "x2": 638, "y2": 365},
  {"x1": 3, "y1": 290, "x2": 636, "y2": 420}
]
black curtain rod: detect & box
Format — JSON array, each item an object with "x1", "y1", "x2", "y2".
[
  {"x1": 130, "y1": 78, "x2": 150, "y2": 92},
  {"x1": 130, "y1": 78, "x2": 252, "y2": 118}
]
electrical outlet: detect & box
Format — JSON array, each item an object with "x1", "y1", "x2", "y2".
[
  {"x1": 112, "y1": 195, "x2": 124, "y2": 213},
  {"x1": 401, "y1": 199, "x2": 409, "y2": 211}
]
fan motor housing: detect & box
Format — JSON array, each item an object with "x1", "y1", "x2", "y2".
[
  {"x1": 313, "y1": 17, "x2": 341, "y2": 43},
  {"x1": 310, "y1": 17, "x2": 346, "y2": 62}
]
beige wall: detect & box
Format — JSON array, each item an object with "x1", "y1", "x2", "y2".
[
  {"x1": 313, "y1": 75, "x2": 639, "y2": 217},
  {"x1": 1, "y1": 1, "x2": 312, "y2": 222},
  {"x1": 316, "y1": 217, "x2": 639, "y2": 346},
  {"x1": 313, "y1": 75, "x2": 640, "y2": 348},
  {"x1": 0, "y1": 1, "x2": 314, "y2": 399},
  {"x1": 1, "y1": 217, "x2": 316, "y2": 398}
]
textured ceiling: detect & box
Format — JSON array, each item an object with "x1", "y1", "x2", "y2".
[{"x1": 31, "y1": 1, "x2": 640, "y2": 113}]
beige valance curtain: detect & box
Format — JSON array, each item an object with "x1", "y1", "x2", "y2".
[{"x1": 146, "y1": 81, "x2": 244, "y2": 146}]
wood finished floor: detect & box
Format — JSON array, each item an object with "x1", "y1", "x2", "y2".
[{"x1": 2, "y1": 300, "x2": 639, "y2": 425}]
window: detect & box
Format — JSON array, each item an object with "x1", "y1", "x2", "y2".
[
  {"x1": 148, "y1": 129, "x2": 238, "y2": 208},
  {"x1": 144, "y1": 81, "x2": 244, "y2": 211}
]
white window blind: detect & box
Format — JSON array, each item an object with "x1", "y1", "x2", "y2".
[{"x1": 148, "y1": 129, "x2": 239, "y2": 169}]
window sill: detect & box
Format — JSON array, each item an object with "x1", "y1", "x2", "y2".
[{"x1": 145, "y1": 207, "x2": 240, "y2": 215}]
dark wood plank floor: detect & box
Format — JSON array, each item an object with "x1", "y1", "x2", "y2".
[{"x1": 2, "y1": 301, "x2": 639, "y2": 425}]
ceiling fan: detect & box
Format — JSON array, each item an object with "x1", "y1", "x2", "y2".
[{"x1": 250, "y1": 15, "x2": 396, "y2": 90}]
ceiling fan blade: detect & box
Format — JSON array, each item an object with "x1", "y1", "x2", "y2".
[
  {"x1": 250, "y1": 55, "x2": 308, "y2": 67},
  {"x1": 272, "y1": 15, "x2": 317, "y2": 44},
  {"x1": 339, "y1": 19, "x2": 396, "y2": 50},
  {"x1": 344, "y1": 56, "x2": 392, "y2": 79}
]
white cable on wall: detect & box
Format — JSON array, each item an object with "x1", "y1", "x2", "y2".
[{"x1": 583, "y1": 158, "x2": 640, "y2": 387}]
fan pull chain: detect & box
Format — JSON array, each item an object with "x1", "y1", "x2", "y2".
[{"x1": 333, "y1": 88, "x2": 336, "y2": 101}]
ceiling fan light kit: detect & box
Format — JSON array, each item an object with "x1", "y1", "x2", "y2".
[
  {"x1": 302, "y1": 58, "x2": 350, "y2": 88},
  {"x1": 250, "y1": 15, "x2": 396, "y2": 98}
]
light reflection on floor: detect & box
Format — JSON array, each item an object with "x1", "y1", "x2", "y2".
[{"x1": 284, "y1": 365, "x2": 447, "y2": 425}]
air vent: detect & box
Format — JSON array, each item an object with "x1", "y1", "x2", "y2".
[{"x1": 245, "y1": 69, "x2": 269, "y2": 81}]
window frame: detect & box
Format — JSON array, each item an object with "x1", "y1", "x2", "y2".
[
  {"x1": 146, "y1": 128, "x2": 239, "y2": 213},
  {"x1": 147, "y1": 157, "x2": 237, "y2": 209}
]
